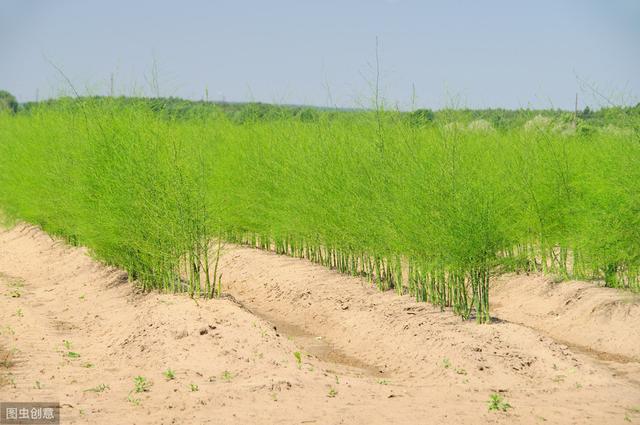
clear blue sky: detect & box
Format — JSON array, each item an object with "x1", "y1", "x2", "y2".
[{"x1": 1, "y1": 0, "x2": 638, "y2": 110}]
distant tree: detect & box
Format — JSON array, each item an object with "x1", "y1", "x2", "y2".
[
  {"x1": 0, "y1": 90, "x2": 18, "y2": 113},
  {"x1": 296, "y1": 107, "x2": 318, "y2": 123},
  {"x1": 579, "y1": 106, "x2": 593, "y2": 119},
  {"x1": 407, "y1": 108, "x2": 435, "y2": 127},
  {"x1": 414, "y1": 108, "x2": 435, "y2": 122},
  {"x1": 489, "y1": 111, "x2": 507, "y2": 130}
]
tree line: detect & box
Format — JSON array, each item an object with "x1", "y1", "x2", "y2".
[{"x1": 2, "y1": 90, "x2": 639, "y2": 130}]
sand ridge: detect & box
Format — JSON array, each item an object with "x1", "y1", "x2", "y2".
[
  {"x1": 491, "y1": 274, "x2": 640, "y2": 361},
  {"x1": 1, "y1": 224, "x2": 639, "y2": 424}
]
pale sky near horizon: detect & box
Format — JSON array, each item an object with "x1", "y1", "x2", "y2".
[{"x1": 0, "y1": 0, "x2": 638, "y2": 110}]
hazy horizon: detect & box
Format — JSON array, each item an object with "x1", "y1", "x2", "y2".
[{"x1": 1, "y1": 0, "x2": 639, "y2": 110}]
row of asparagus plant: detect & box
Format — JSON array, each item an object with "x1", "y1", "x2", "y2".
[{"x1": 0, "y1": 97, "x2": 638, "y2": 323}]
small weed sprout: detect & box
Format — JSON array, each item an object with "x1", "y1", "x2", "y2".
[
  {"x1": 163, "y1": 369, "x2": 175, "y2": 381},
  {"x1": 327, "y1": 387, "x2": 338, "y2": 398},
  {"x1": 625, "y1": 406, "x2": 640, "y2": 422},
  {"x1": 293, "y1": 351, "x2": 302, "y2": 369},
  {"x1": 442, "y1": 358, "x2": 451, "y2": 369},
  {"x1": 84, "y1": 384, "x2": 109, "y2": 393},
  {"x1": 221, "y1": 370, "x2": 233, "y2": 382},
  {"x1": 133, "y1": 376, "x2": 151, "y2": 393},
  {"x1": 127, "y1": 394, "x2": 140, "y2": 406},
  {"x1": 488, "y1": 393, "x2": 512, "y2": 412},
  {"x1": 190, "y1": 383, "x2": 199, "y2": 392}
]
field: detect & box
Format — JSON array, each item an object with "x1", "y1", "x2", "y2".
[
  {"x1": 1, "y1": 100, "x2": 639, "y2": 316},
  {"x1": 0, "y1": 99, "x2": 640, "y2": 423}
]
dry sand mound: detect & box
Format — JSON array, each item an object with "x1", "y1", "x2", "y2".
[
  {"x1": 1, "y1": 224, "x2": 639, "y2": 424},
  {"x1": 491, "y1": 274, "x2": 640, "y2": 361}
]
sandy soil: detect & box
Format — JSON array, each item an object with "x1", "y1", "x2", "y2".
[
  {"x1": 491, "y1": 274, "x2": 640, "y2": 361},
  {"x1": 1, "y1": 224, "x2": 639, "y2": 424}
]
